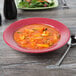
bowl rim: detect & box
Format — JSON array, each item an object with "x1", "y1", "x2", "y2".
[{"x1": 3, "y1": 17, "x2": 70, "y2": 53}]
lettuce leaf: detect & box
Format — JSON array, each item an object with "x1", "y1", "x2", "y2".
[{"x1": 18, "y1": 0, "x2": 55, "y2": 8}]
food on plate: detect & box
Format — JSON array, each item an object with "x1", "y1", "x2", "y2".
[
  {"x1": 14, "y1": 24, "x2": 60, "y2": 49},
  {"x1": 18, "y1": 0, "x2": 55, "y2": 8}
]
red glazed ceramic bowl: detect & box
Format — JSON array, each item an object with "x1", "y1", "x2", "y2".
[{"x1": 3, "y1": 17, "x2": 70, "y2": 53}]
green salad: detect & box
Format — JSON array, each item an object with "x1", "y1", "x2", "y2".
[{"x1": 18, "y1": 0, "x2": 55, "y2": 8}]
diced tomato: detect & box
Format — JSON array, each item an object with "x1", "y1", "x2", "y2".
[{"x1": 26, "y1": 0, "x2": 31, "y2": 2}]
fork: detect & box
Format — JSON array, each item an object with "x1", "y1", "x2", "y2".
[{"x1": 61, "y1": 0, "x2": 69, "y2": 8}]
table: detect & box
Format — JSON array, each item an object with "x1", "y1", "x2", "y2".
[{"x1": 0, "y1": 0, "x2": 76, "y2": 76}]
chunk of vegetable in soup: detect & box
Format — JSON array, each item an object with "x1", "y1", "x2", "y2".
[{"x1": 14, "y1": 24, "x2": 60, "y2": 50}]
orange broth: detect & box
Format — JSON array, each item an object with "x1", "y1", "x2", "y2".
[{"x1": 14, "y1": 24, "x2": 60, "y2": 49}]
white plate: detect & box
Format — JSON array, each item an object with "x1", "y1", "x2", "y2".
[{"x1": 15, "y1": 0, "x2": 59, "y2": 10}]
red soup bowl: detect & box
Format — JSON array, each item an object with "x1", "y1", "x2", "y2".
[{"x1": 3, "y1": 17, "x2": 70, "y2": 53}]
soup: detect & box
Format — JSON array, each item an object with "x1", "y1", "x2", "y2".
[{"x1": 14, "y1": 24, "x2": 60, "y2": 49}]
